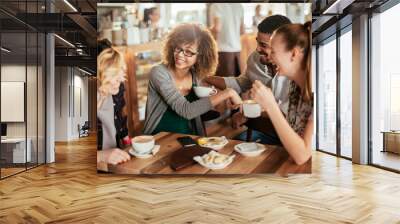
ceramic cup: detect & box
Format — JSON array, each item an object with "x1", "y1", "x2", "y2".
[
  {"x1": 193, "y1": 86, "x2": 217, "y2": 98},
  {"x1": 131, "y1": 135, "x2": 155, "y2": 154},
  {"x1": 242, "y1": 100, "x2": 261, "y2": 118}
]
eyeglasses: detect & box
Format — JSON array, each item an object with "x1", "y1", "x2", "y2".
[{"x1": 174, "y1": 47, "x2": 198, "y2": 57}]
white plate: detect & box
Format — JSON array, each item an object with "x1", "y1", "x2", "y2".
[
  {"x1": 129, "y1": 145, "x2": 160, "y2": 159},
  {"x1": 198, "y1": 136, "x2": 229, "y2": 150},
  {"x1": 234, "y1": 143, "x2": 266, "y2": 157},
  {"x1": 193, "y1": 151, "x2": 235, "y2": 170}
]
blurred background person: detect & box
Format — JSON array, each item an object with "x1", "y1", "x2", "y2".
[
  {"x1": 140, "y1": 7, "x2": 160, "y2": 29},
  {"x1": 140, "y1": 7, "x2": 162, "y2": 41},
  {"x1": 209, "y1": 3, "x2": 244, "y2": 77},
  {"x1": 252, "y1": 5, "x2": 265, "y2": 28}
]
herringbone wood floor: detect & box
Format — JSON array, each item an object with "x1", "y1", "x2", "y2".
[{"x1": 1, "y1": 131, "x2": 400, "y2": 223}]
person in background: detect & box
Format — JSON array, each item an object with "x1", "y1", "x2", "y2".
[
  {"x1": 209, "y1": 3, "x2": 245, "y2": 77},
  {"x1": 141, "y1": 7, "x2": 160, "y2": 29},
  {"x1": 143, "y1": 23, "x2": 242, "y2": 136},
  {"x1": 252, "y1": 5, "x2": 264, "y2": 27},
  {"x1": 97, "y1": 48, "x2": 131, "y2": 165},
  {"x1": 250, "y1": 22, "x2": 313, "y2": 165},
  {"x1": 203, "y1": 15, "x2": 292, "y2": 145}
]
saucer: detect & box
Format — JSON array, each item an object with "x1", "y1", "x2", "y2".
[
  {"x1": 234, "y1": 143, "x2": 266, "y2": 157},
  {"x1": 129, "y1": 145, "x2": 160, "y2": 159},
  {"x1": 197, "y1": 136, "x2": 228, "y2": 150},
  {"x1": 193, "y1": 151, "x2": 235, "y2": 170}
]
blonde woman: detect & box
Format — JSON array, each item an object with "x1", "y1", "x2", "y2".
[
  {"x1": 250, "y1": 22, "x2": 313, "y2": 165},
  {"x1": 143, "y1": 23, "x2": 242, "y2": 135},
  {"x1": 97, "y1": 48, "x2": 130, "y2": 165}
]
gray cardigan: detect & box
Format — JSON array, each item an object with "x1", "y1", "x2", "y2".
[
  {"x1": 97, "y1": 93, "x2": 117, "y2": 149},
  {"x1": 143, "y1": 64, "x2": 213, "y2": 135}
]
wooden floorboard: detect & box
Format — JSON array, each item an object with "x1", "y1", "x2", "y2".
[{"x1": 1, "y1": 125, "x2": 400, "y2": 223}]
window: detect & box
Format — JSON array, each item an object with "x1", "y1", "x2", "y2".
[
  {"x1": 370, "y1": 2, "x2": 400, "y2": 171},
  {"x1": 0, "y1": 0, "x2": 46, "y2": 179},
  {"x1": 339, "y1": 28, "x2": 352, "y2": 158},
  {"x1": 317, "y1": 36, "x2": 337, "y2": 154}
]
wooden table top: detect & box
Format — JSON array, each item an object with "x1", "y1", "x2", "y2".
[{"x1": 101, "y1": 132, "x2": 311, "y2": 176}]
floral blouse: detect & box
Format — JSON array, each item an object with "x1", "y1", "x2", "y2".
[{"x1": 286, "y1": 81, "x2": 314, "y2": 137}]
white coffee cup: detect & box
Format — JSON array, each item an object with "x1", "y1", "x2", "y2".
[
  {"x1": 193, "y1": 86, "x2": 217, "y2": 98},
  {"x1": 242, "y1": 100, "x2": 261, "y2": 118},
  {"x1": 131, "y1": 135, "x2": 155, "y2": 154}
]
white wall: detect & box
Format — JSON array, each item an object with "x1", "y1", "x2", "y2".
[
  {"x1": 54, "y1": 67, "x2": 89, "y2": 141},
  {"x1": 1, "y1": 64, "x2": 46, "y2": 163},
  {"x1": 54, "y1": 66, "x2": 69, "y2": 141},
  {"x1": 1, "y1": 65, "x2": 32, "y2": 138}
]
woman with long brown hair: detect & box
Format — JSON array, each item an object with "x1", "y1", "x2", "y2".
[
  {"x1": 143, "y1": 23, "x2": 242, "y2": 135},
  {"x1": 250, "y1": 22, "x2": 313, "y2": 165}
]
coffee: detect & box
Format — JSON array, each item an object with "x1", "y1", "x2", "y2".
[
  {"x1": 243, "y1": 100, "x2": 257, "y2": 104},
  {"x1": 134, "y1": 136, "x2": 153, "y2": 143}
]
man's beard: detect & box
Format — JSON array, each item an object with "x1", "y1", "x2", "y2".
[
  {"x1": 266, "y1": 63, "x2": 277, "y2": 77},
  {"x1": 259, "y1": 53, "x2": 269, "y2": 65}
]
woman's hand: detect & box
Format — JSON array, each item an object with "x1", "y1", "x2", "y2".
[
  {"x1": 199, "y1": 78, "x2": 212, "y2": 87},
  {"x1": 209, "y1": 88, "x2": 242, "y2": 109},
  {"x1": 250, "y1": 80, "x2": 276, "y2": 111},
  {"x1": 231, "y1": 112, "x2": 248, "y2": 129},
  {"x1": 225, "y1": 88, "x2": 242, "y2": 109},
  {"x1": 98, "y1": 148, "x2": 131, "y2": 165}
]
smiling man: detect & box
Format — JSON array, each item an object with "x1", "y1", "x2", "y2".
[{"x1": 203, "y1": 15, "x2": 292, "y2": 145}]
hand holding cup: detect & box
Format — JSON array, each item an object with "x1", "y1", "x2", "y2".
[{"x1": 250, "y1": 80, "x2": 275, "y2": 110}]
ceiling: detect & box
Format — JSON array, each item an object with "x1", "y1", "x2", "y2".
[
  {"x1": 0, "y1": 0, "x2": 97, "y2": 74},
  {"x1": 312, "y1": 0, "x2": 390, "y2": 44}
]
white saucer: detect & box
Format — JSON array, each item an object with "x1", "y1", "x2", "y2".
[
  {"x1": 193, "y1": 151, "x2": 235, "y2": 170},
  {"x1": 129, "y1": 145, "x2": 160, "y2": 159},
  {"x1": 198, "y1": 136, "x2": 229, "y2": 150},
  {"x1": 234, "y1": 143, "x2": 266, "y2": 157}
]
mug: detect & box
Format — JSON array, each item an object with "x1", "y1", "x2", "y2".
[
  {"x1": 193, "y1": 86, "x2": 218, "y2": 98},
  {"x1": 131, "y1": 135, "x2": 155, "y2": 154},
  {"x1": 242, "y1": 100, "x2": 261, "y2": 118}
]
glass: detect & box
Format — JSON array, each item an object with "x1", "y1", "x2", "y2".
[
  {"x1": 339, "y1": 29, "x2": 352, "y2": 158},
  {"x1": 38, "y1": 32, "x2": 45, "y2": 165},
  {"x1": 174, "y1": 47, "x2": 198, "y2": 57},
  {"x1": 27, "y1": 31, "x2": 38, "y2": 169},
  {"x1": 0, "y1": 1, "x2": 28, "y2": 178},
  {"x1": 371, "y1": 3, "x2": 400, "y2": 171},
  {"x1": 312, "y1": 46, "x2": 317, "y2": 150},
  {"x1": 0, "y1": 0, "x2": 46, "y2": 178},
  {"x1": 317, "y1": 36, "x2": 337, "y2": 154}
]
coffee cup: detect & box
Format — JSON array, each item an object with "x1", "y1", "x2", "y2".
[
  {"x1": 242, "y1": 100, "x2": 261, "y2": 118},
  {"x1": 193, "y1": 86, "x2": 217, "y2": 98},
  {"x1": 131, "y1": 135, "x2": 155, "y2": 154}
]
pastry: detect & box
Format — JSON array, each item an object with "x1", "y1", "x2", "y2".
[
  {"x1": 213, "y1": 156, "x2": 225, "y2": 164},
  {"x1": 202, "y1": 151, "x2": 228, "y2": 165},
  {"x1": 198, "y1": 137, "x2": 226, "y2": 147}
]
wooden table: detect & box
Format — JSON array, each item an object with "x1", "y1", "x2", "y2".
[
  {"x1": 99, "y1": 132, "x2": 311, "y2": 176},
  {"x1": 381, "y1": 131, "x2": 400, "y2": 154}
]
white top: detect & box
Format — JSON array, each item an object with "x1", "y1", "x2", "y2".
[
  {"x1": 209, "y1": 3, "x2": 244, "y2": 52},
  {"x1": 270, "y1": 75, "x2": 290, "y2": 116}
]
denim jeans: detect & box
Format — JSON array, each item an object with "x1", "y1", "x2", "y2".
[{"x1": 234, "y1": 129, "x2": 282, "y2": 146}]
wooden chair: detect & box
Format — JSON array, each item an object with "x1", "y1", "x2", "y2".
[{"x1": 123, "y1": 49, "x2": 141, "y2": 136}]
